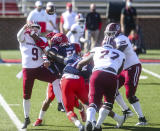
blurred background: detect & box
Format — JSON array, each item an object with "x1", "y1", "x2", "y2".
[{"x1": 0, "y1": 0, "x2": 160, "y2": 50}]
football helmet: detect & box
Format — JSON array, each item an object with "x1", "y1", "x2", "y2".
[
  {"x1": 104, "y1": 23, "x2": 120, "y2": 37},
  {"x1": 51, "y1": 33, "x2": 69, "y2": 47},
  {"x1": 29, "y1": 21, "x2": 41, "y2": 35},
  {"x1": 102, "y1": 36, "x2": 116, "y2": 48},
  {"x1": 46, "y1": 2, "x2": 55, "y2": 15},
  {"x1": 75, "y1": 13, "x2": 85, "y2": 25}
]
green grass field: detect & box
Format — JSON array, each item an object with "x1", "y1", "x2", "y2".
[{"x1": 0, "y1": 50, "x2": 160, "y2": 131}]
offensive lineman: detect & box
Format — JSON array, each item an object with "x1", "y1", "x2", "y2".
[
  {"x1": 77, "y1": 37, "x2": 126, "y2": 131},
  {"x1": 103, "y1": 23, "x2": 147, "y2": 126}
]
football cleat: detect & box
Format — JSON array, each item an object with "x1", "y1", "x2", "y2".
[
  {"x1": 93, "y1": 126, "x2": 102, "y2": 131},
  {"x1": 122, "y1": 108, "x2": 134, "y2": 118},
  {"x1": 85, "y1": 121, "x2": 93, "y2": 131},
  {"x1": 79, "y1": 125, "x2": 85, "y2": 131},
  {"x1": 136, "y1": 117, "x2": 148, "y2": 126},
  {"x1": 33, "y1": 119, "x2": 42, "y2": 126},
  {"x1": 58, "y1": 103, "x2": 65, "y2": 112},
  {"x1": 79, "y1": 109, "x2": 86, "y2": 122},
  {"x1": 115, "y1": 115, "x2": 125, "y2": 128},
  {"x1": 21, "y1": 117, "x2": 30, "y2": 129}
]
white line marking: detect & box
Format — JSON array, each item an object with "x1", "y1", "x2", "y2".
[
  {"x1": 142, "y1": 68, "x2": 160, "y2": 79},
  {"x1": 0, "y1": 94, "x2": 26, "y2": 131},
  {"x1": 140, "y1": 75, "x2": 148, "y2": 79}
]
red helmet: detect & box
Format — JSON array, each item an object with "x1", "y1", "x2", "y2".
[
  {"x1": 51, "y1": 33, "x2": 69, "y2": 46},
  {"x1": 104, "y1": 23, "x2": 120, "y2": 37}
]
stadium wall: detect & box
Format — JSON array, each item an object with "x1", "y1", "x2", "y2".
[{"x1": 0, "y1": 16, "x2": 160, "y2": 50}]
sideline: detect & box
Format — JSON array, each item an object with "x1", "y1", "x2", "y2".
[
  {"x1": 0, "y1": 94, "x2": 26, "y2": 131},
  {"x1": 142, "y1": 68, "x2": 160, "y2": 79}
]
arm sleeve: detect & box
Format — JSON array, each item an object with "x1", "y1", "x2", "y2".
[{"x1": 17, "y1": 26, "x2": 26, "y2": 43}]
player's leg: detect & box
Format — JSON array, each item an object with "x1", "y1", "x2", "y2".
[
  {"x1": 85, "y1": 71, "x2": 104, "y2": 131},
  {"x1": 22, "y1": 68, "x2": 35, "y2": 129},
  {"x1": 52, "y1": 79, "x2": 65, "y2": 112},
  {"x1": 116, "y1": 71, "x2": 134, "y2": 118},
  {"x1": 75, "y1": 77, "x2": 89, "y2": 122},
  {"x1": 61, "y1": 78, "x2": 84, "y2": 131},
  {"x1": 95, "y1": 72, "x2": 125, "y2": 130},
  {"x1": 125, "y1": 64, "x2": 147, "y2": 125},
  {"x1": 33, "y1": 83, "x2": 55, "y2": 126}
]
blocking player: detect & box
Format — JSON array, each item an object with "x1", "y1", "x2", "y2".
[
  {"x1": 103, "y1": 23, "x2": 147, "y2": 126},
  {"x1": 17, "y1": 22, "x2": 58, "y2": 129},
  {"x1": 33, "y1": 33, "x2": 87, "y2": 127},
  {"x1": 76, "y1": 37, "x2": 126, "y2": 131}
]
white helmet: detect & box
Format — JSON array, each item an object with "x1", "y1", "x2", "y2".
[
  {"x1": 30, "y1": 21, "x2": 41, "y2": 35},
  {"x1": 75, "y1": 13, "x2": 85, "y2": 25}
]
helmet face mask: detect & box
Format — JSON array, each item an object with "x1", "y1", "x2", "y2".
[
  {"x1": 104, "y1": 23, "x2": 120, "y2": 38},
  {"x1": 30, "y1": 22, "x2": 41, "y2": 35}
]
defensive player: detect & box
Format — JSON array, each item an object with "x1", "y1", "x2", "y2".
[
  {"x1": 33, "y1": 33, "x2": 87, "y2": 128},
  {"x1": 103, "y1": 23, "x2": 147, "y2": 126},
  {"x1": 77, "y1": 37, "x2": 126, "y2": 131},
  {"x1": 66, "y1": 13, "x2": 89, "y2": 48},
  {"x1": 17, "y1": 22, "x2": 57, "y2": 129}
]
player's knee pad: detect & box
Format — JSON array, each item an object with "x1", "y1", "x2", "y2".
[
  {"x1": 67, "y1": 111, "x2": 78, "y2": 121},
  {"x1": 103, "y1": 102, "x2": 113, "y2": 110},
  {"x1": 128, "y1": 96, "x2": 139, "y2": 104}
]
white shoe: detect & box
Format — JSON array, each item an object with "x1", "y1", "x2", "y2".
[
  {"x1": 135, "y1": 117, "x2": 148, "y2": 126},
  {"x1": 116, "y1": 116, "x2": 125, "y2": 128}
]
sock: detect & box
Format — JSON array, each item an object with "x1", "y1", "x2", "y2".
[
  {"x1": 131, "y1": 101, "x2": 144, "y2": 118},
  {"x1": 96, "y1": 107, "x2": 109, "y2": 128},
  {"x1": 74, "y1": 120, "x2": 83, "y2": 128},
  {"x1": 86, "y1": 107, "x2": 96, "y2": 122},
  {"x1": 38, "y1": 109, "x2": 46, "y2": 120},
  {"x1": 115, "y1": 93, "x2": 129, "y2": 111},
  {"x1": 52, "y1": 79, "x2": 62, "y2": 103},
  {"x1": 113, "y1": 113, "x2": 122, "y2": 122},
  {"x1": 23, "y1": 99, "x2": 30, "y2": 118}
]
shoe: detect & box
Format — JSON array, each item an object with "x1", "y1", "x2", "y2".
[
  {"x1": 21, "y1": 117, "x2": 30, "y2": 129},
  {"x1": 122, "y1": 108, "x2": 134, "y2": 118},
  {"x1": 58, "y1": 103, "x2": 65, "y2": 112},
  {"x1": 136, "y1": 117, "x2": 148, "y2": 126},
  {"x1": 33, "y1": 119, "x2": 42, "y2": 126},
  {"x1": 79, "y1": 109, "x2": 86, "y2": 122},
  {"x1": 116, "y1": 115, "x2": 125, "y2": 128},
  {"x1": 79, "y1": 125, "x2": 85, "y2": 131},
  {"x1": 85, "y1": 121, "x2": 92, "y2": 131},
  {"x1": 93, "y1": 126, "x2": 102, "y2": 131}
]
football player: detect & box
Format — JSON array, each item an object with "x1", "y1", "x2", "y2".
[
  {"x1": 103, "y1": 23, "x2": 147, "y2": 126},
  {"x1": 17, "y1": 22, "x2": 58, "y2": 129},
  {"x1": 77, "y1": 37, "x2": 126, "y2": 131},
  {"x1": 33, "y1": 33, "x2": 87, "y2": 128},
  {"x1": 66, "y1": 13, "x2": 89, "y2": 48}
]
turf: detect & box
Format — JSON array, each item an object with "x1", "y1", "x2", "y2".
[{"x1": 0, "y1": 50, "x2": 160, "y2": 130}]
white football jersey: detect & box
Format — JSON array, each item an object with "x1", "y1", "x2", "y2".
[
  {"x1": 66, "y1": 23, "x2": 85, "y2": 44},
  {"x1": 62, "y1": 11, "x2": 77, "y2": 30},
  {"x1": 27, "y1": 9, "x2": 47, "y2": 22},
  {"x1": 45, "y1": 12, "x2": 58, "y2": 33},
  {"x1": 91, "y1": 46, "x2": 125, "y2": 75},
  {"x1": 18, "y1": 34, "x2": 46, "y2": 68},
  {"x1": 114, "y1": 34, "x2": 140, "y2": 69}
]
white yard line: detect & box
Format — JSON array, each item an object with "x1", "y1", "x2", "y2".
[
  {"x1": 142, "y1": 68, "x2": 160, "y2": 79},
  {"x1": 0, "y1": 94, "x2": 26, "y2": 131}
]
